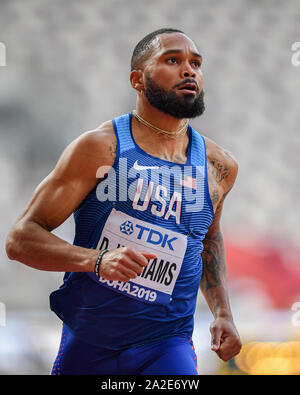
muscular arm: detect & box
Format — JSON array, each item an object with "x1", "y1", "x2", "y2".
[
  {"x1": 200, "y1": 138, "x2": 237, "y2": 317},
  {"x1": 5, "y1": 122, "x2": 116, "y2": 273},
  {"x1": 200, "y1": 138, "x2": 241, "y2": 360},
  {"x1": 6, "y1": 121, "x2": 154, "y2": 281},
  {"x1": 200, "y1": 196, "x2": 232, "y2": 319}
]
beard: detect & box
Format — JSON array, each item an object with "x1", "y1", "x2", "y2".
[{"x1": 144, "y1": 73, "x2": 205, "y2": 119}]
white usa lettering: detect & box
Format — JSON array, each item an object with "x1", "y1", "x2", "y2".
[{"x1": 132, "y1": 178, "x2": 182, "y2": 224}]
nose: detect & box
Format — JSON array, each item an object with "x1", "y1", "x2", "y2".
[{"x1": 180, "y1": 60, "x2": 196, "y2": 78}]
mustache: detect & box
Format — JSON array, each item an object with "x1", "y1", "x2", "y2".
[{"x1": 173, "y1": 78, "x2": 200, "y2": 91}]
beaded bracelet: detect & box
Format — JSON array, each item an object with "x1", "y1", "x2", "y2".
[{"x1": 94, "y1": 249, "x2": 109, "y2": 277}]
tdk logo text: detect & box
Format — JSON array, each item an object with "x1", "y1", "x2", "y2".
[
  {"x1": 136, "y1": 224, "x2": 177, "y2": 251},
  {"x1": 119, "y1": 221, "x2": 178, "y2": 250}
]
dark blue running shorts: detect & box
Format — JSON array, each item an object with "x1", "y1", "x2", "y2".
[{"x1": 51, "y1": 324, "x2": 198, "y2": 375}]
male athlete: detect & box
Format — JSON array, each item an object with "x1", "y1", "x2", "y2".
[{"x1": 6, "y1": 28, "x2": 242, "y2": 375}]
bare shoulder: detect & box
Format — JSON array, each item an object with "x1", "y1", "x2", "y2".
[
  {"x1": 74, "y1": 120, "x2": 117, "y2": 162},
  {"x1": 203, "y1": 135, "x2": 238, "y2": 201},
  {"x1": 52, "y1": 120, "x2": 117, "y2": 183}
]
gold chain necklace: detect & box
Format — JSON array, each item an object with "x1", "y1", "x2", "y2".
[{"x1": 132, "y1": 110, "x2": 188, "y2": 139}]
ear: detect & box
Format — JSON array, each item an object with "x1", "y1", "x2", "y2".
[{"x1": 130, "y1": 69, "x2": 144, "y2": 93}]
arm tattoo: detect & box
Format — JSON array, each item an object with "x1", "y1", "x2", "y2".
[
  {"x1": 201, "y1": 229, "x2": 228, "y2": 317},
  {"x1": 207, "y1": 158, "x2": 230, "y2": 208},
  {"x1": 210, "y1": 189, "x2": 219, "y2": 206},
  {"x1": 109, "y1": 141, "x2": 117, "y2": 159},
  {"x1": 207, "y1": 159, "x2": 229, "y2": 184},
  {"x1": 201, "y1": 229, "x2": 226, "y2": 292}
]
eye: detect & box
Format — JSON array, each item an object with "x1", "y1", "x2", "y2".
[
  {"x1": 192, "y1": 60, "x2": 201, "y2": 68},
  {"x1": 166, "y1": 57, "x2": 178, "y2": 65}
]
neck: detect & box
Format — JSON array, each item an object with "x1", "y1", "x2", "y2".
[
  {"x1": 132, "y1": 102, "x2": 190, "y2": 163},
  {"x1": 135, "y1": 102, "x2": 188, "y2": 133}
]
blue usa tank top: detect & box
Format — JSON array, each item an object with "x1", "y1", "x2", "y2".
[{"x1": 50, "y1": 113, "x2": 214, "y2": 350}]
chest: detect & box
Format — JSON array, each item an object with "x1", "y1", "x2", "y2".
[{"x1": 95, "y1": 153, "x2": 213, "y2": 238}]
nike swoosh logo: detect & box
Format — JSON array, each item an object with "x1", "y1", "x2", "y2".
[{"x1": 133, "y1": 160, "x2": 160, "y2": 171}]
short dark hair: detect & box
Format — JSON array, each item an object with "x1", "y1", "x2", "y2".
[{"x1": 131, "y1": 28, "x2": 185, "y2": 71}]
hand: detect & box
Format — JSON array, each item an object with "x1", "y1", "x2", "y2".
[
  {"x1": 210, "y1": 316, "x2": 242, "y2": 361},
  {"x1": 99, "y1": 246, "x2": 156, "y2": 282}
]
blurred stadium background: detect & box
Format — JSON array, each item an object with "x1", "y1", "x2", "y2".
[{"x1": 0, "y1": 0, "x2": 300, "y2": 375}]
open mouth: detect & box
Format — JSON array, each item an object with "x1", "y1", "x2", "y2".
[{"x1": 178, "y1": 83, "x2": 198, "y2": 92}]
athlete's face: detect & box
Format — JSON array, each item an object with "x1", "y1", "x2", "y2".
[{"x1": 143, "y1": 33, "x2": 205, "y2": 118}]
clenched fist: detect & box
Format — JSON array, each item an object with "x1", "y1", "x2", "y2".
[
  {"x1": 99, "y1": 246, "x2": 156, "y2": 282},
  {"x1": 210, "y1": 316, "x2": 242, "y2": 362}
]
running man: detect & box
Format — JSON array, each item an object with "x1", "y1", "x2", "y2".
[{"x1": 6, "y1": 28, "x2": 242, "y2": 375}]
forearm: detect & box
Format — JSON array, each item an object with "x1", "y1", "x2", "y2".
[
  {"x1": 6, "y1": 219, "x2": 97, "y2": 272},
  {"x1": 200, "y1": 229, "x2": 233, "y2": 320}
]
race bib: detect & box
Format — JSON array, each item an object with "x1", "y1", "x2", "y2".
[{"x1": 87, "y1": 208, "x2": 187, "y2": 305}]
